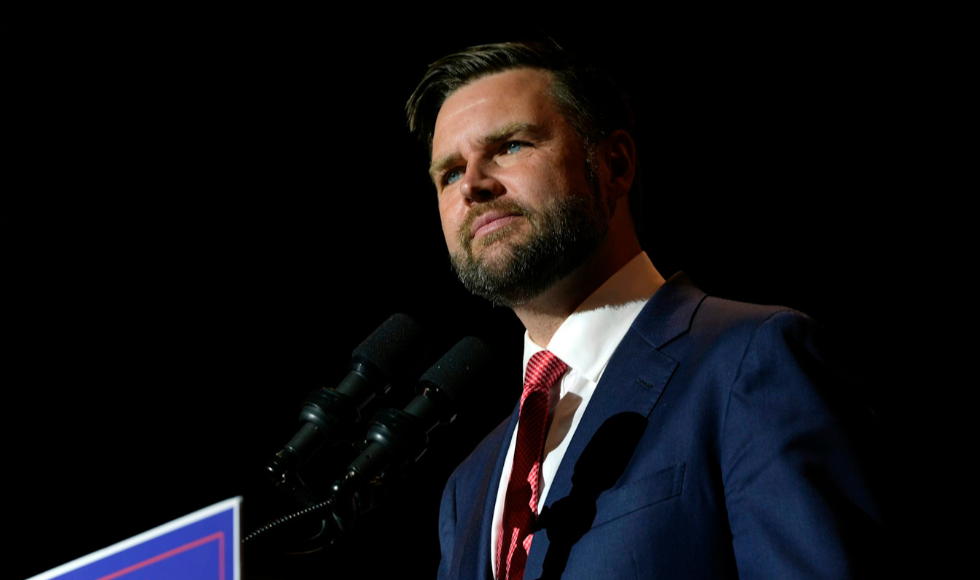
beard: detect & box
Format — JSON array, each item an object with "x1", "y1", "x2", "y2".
[{"x1": 449, "y1": 189, "x2": 608, "y2": 307}]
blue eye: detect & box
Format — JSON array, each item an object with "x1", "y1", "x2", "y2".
[
  {"x1": 505, "y1": 142, "x2": 524, "y2": 154},
  {"x1": 444, "y1": 168, "x2": 462, "y2": 185}
]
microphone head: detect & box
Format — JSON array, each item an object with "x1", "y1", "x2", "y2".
[
  {"x1": 351, "y1": 313, "x2": 429, "y2": 383},
  {"x1": 419, "y1": 336, "x2": 492, "y2": 408}
]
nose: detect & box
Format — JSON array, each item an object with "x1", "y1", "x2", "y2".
[{"x1": 459, "y1": 163, "x2": 504, "y2": 205}]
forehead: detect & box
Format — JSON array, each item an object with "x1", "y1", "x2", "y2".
[{"x1": 431, "y1": 68, "x2": 563, "y2": 158}]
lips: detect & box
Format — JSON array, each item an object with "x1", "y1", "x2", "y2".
[{"x1": 469, "y1": 208, "x2": 523, "y2": 240}]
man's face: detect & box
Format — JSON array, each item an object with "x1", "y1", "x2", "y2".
[{"x1": 430, "y1": 68, "x2": 608, "y2": 306}]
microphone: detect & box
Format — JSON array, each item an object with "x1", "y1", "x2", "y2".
[
  {"x1": 265, "y1": 313, "x2": 429, "y2": 500},
  {"x1": 244, "y1": 336, "x2": 492, "y2": 549},
  {"x1": 330, "y1": 336, "x2": 492, "y2": 505}
]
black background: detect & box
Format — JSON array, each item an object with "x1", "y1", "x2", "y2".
[{"x1": 5, "y1": 10, "x2": 943, "y2": 579}]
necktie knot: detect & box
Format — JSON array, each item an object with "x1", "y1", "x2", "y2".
[{"x1": 522, "y1": 350, "x2": 568, "y2": 402}]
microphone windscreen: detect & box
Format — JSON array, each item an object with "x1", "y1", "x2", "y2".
[
  {"x1": 352, "y1": 313, "x2": 429, "y2": 382},
  {"x1": 419, "y1": 336, "x2": 492, "y2": 405}
]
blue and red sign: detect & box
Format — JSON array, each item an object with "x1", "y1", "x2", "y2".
[{"x1": 29, "y1": 497, "x2": 241, "y2": 580}]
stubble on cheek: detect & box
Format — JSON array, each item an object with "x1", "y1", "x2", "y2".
[{"x1": 447, "y1": 190, "x2": 607, "y2": 307}]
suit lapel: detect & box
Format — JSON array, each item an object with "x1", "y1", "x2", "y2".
[
  {"x1": 523, "y1": 273, "x2": 706, "y2": 578},
  {"x1": 453, "y1": 402, "x2": 521, "y2": 580}
]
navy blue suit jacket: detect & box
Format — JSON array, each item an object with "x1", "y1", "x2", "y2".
[{"x1": 437, "y1": 273, "x2": 884, "y2": 579}]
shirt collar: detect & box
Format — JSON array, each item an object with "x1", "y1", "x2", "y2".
[{"x1": 523, "y1": 252, "x2": 665, "y2": 385}]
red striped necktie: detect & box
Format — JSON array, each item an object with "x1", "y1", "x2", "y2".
[{"x1": 496, "y1": 350, "x2": 568, "y2": 580}]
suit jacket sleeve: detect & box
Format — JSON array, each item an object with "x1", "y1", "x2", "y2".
[{"x1": 721, "y1": 310, "x2": 885, "y2": 578}]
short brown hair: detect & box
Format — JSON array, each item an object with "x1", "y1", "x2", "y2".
[{"x1": 406, "y1": 41, "x2": 643, "y2": 232}]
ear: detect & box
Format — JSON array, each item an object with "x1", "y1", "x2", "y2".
[{"x1": 598, "y1": 129, "x2": 637, "y2": 212}]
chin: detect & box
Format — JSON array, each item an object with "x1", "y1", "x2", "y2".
[
  {"x1": 472, "y1": 247, "x2": 518, "y2": 276},
  {"x1": 471, "y1": 229, "x2": 523, "y2": 261}
]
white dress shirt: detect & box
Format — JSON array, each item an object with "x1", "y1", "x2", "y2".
[{"x1": 490, "y1": 252, "x2": 665, "y2": 576}]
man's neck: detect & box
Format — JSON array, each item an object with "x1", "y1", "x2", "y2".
[{"x1": 514, "y1": 243, "x2": 642, "y2": 346}]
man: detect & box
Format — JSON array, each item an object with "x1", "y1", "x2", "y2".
[{"x1": 407, "y1": 42, "x2": 884, "y2": 579}]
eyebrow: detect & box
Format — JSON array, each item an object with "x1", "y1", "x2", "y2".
[{"x1": 428, "y1": 122, "x2": 543, "y2": 182}]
